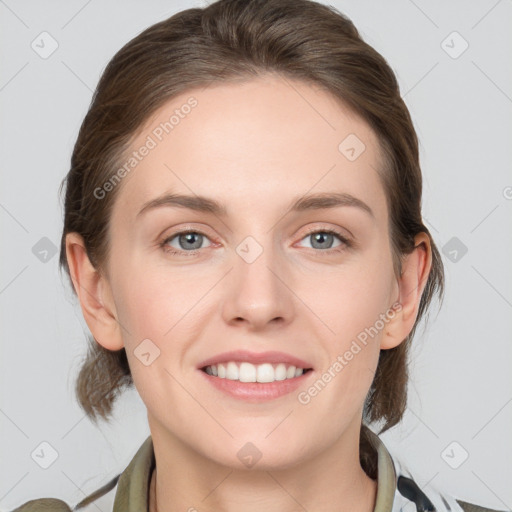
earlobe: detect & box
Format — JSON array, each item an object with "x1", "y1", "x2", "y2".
[
  {"x1": 65, "y1": 232, "x2": 124, "y2": 351},
  {"x1": 380, "y1": 232, "x2": 432, "y2": 350}
]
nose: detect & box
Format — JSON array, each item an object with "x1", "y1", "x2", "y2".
[{"x1": 221, "y1": 237, "x2": 296, "y2": 332}]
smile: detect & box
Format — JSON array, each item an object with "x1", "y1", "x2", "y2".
[
  {"x1": 197, "y1": 350, "x2": 314, "y2": 401},
  {"x1": 202, "y1": 362, "x2": 311, "y2": 383}
]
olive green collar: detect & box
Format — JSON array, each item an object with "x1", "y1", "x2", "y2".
[{"x1": 111, "y1": 435, "x2": 155, "y2": 512}]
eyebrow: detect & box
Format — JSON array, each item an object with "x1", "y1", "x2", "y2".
[{"x1": 136, "y1": 191, "x2": 374, "y2": 219}]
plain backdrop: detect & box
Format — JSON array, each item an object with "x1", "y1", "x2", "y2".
[{"x1": 1, "y1": 0, "x2": 511, "y2": 510}]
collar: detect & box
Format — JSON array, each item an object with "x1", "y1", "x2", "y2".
[
  {"x1": 111, "y1": 435, "x2": 155, "y2": 512},
  {"x1": 106, "y1": 429, "x2": 397, "y2": 512}
]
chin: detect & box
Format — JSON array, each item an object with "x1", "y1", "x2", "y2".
[{"x1": 202, "y1": 436, "x2": 313, "y2": 472}]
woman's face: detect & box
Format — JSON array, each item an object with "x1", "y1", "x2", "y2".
[{"x1": 100, "y1": 75, "x2": 402, "y2": 468}]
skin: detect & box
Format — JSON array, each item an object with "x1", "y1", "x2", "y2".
[{"x1": 66, "y1": 74, "x2": 431, "y2": 512}]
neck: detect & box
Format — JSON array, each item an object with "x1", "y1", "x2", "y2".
[{"x1": 148, "y1": 420, "x2": 378, "y2": 512}]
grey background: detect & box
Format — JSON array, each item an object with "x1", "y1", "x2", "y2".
[{"x1": 1, "y1": 0, "x2": 511, "y2": 510}]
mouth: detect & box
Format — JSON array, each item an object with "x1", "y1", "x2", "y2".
[
  {"x1": 197, "y1": 350, "x2": 314, "y2": 401},
  {"x1": 201, "y1": 362, "x2": 313, "y2": 383}
]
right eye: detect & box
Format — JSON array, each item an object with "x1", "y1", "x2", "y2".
[{"x1": 160, "y1": 230, "x2": 213, "y2": 256}]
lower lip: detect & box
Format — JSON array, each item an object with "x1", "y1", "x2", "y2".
[{"x1": 199, "y1": 369, "x2": 313, "y2": 402}]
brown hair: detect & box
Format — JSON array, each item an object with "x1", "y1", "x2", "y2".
[{"x1": 59, "y1": 0, "x2": 444, "y2": 478}]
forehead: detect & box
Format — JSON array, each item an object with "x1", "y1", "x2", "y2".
[{"x1": 111, "y1": 74, "x2": 387, "y2": 223}]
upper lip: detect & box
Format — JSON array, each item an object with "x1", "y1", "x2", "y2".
[{"x1": 197, "y1": 350, "x2": 313, "y2": 370}]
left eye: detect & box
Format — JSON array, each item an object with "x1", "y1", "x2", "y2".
[{"x1": 297, "y1": 230, "x2": 347, "y2": 250}]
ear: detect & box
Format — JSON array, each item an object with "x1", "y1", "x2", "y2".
[
  {"x1": 380, "y1": 232, "x2": 432, "y2": 350},
  {"x1": 65, "y1": 232, "x2": 124, "y2": 351}
]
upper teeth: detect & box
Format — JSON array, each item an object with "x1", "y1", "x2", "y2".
[{"x1": 204, "y1": 362, "x2": 304, "y2": 383}]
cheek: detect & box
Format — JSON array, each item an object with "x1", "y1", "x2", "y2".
[
  {"x1": 112, "y1": 261, "x2": 199, "y2": 340},
  {"x1": 303, "y1": 259, "x2": 395, "y2": 342},
  {"x1": 297, "y1": 266, "x2": 391, "y2": 417}
]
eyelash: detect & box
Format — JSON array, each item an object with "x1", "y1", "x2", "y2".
[{"x1": 159, "y1": 227, "x2": 352, "y2": 257}]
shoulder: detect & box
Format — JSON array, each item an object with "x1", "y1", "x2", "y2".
[
  {"x1": 369, "y1": 430, "x2": 507, "y2": 512},
  {"x1": 10, "y1": 498, "x2": 72, "y2": 511},
  {"x1": 393, "y1": 472, "x2": 507, "y2": 512},
  {"x1": 394, "y1": 468, "x2": 507, "y2": 512},
  {"x1": 393, "y1": 466, "x2": 507, "y2": 512},
  {"x1": 9, "y1": 434, "x2": 152, "y2": 512},
  {"x1": 9, "y1": 474, "x2": 120, "y2": 512},
  {"x1": 455, "y1": 499, "x2": 508, "y2": 512}
]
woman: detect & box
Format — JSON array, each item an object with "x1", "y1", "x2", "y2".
[{"x1": 12, "y1": 0, "x2": 504, "y2": 511}]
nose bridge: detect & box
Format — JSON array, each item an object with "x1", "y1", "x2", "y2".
[{"x1": 222, "y1": 232, "x2": 294, "y2": 328}]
